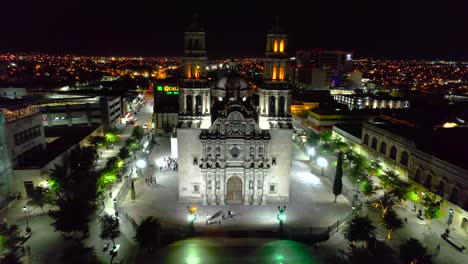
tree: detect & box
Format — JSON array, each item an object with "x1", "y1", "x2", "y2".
[
  {"x1": 380, "y1": 209, "x2": 403, "y2": 240},
  {"x1": 372, "y1": 192, "x2": 398, "y2": 218},
  {"x1": 378, "y1": 170, "x2": 410, "y2": 202},
  {"x1": 421, "y1": 192, "x2": 444, "y2": 226},
  {"x1": 61, "y1": 241, "x2": 104, "y2": 264},
  {"x1": 28, "y1": 186, "x2": 52, "y2": 212},
  {"x1": 306, "y1": 131, "x2": 320, "y2": 146},
  {"x1": 99, "y1": 214, "x2": 120, "y2": 246},
  {"x1": 97, "y1": 170, "x2": 118, "y2": 194},
  {"x1": 342, "y1": 214, "x2": 376, "y2": 248},
  {"x1": 88, "y1": 135, "x2": 106, "y2": 148},
  {"x1": 333, "y1": 151, "x2": 343, "y2": 203},
  {"x1": 132, "y1": 126, "x2": 144, "y2": 141},
  {"x1": 131, "y1": 180, "x2": 136, "y2": 200},
  {"x1": 399, "y1": 238, "x2": 432, "y2": 264},
  {"x1": 134, "y1": 217, "x2": 161, "y2": 251},
  {"x1": 118, "y1": 146, "x2": 131, "y2": 160},
  {"x1": 0, "y1": 251, "x2": 21, "y2": 264},
  {"x1": 0, "y1": 223, "x2": 21, "y2": 251},
  {"x1": 49, "y1": 198, "x2": 94, "y2": 236},
  {"x1": 105, "y1": 157, "x2": 121, "y2": 172},
  {"x1": 361, "y1": 179, "x2": 377, "y2": 198},
  {"x1": 366, "y1": 159, "x2": 383, "y2": 177}
]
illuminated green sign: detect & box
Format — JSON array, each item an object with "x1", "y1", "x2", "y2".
[{"x1": 156, "y1": 85, "x2": 179, "y2": 95}]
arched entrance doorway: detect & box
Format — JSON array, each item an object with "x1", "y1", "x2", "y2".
[{"x1": 227, "y1": 176, "x2": 242, "y2": 202}]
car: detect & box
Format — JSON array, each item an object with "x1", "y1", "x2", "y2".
[{"x1": 143, "y1": 123, "x2": 148, "y2": 129}]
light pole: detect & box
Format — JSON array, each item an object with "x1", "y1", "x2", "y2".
[
  {"x1": 136, "y1": 159, "x2": 146, "y2": 176},
  {"x1": 445, "y1": 208, "x2": 454, "y2": 235},
  {"x1": 307, "y1": 147, "x2": 316, "y2": 161},
  {"x1": 187, "y1": 206, "x2": 197, "y2": 232},
  {"x1": 277, "y1": 205, "x2": 286, "y2": 233},
  {"x1": 317, "y1": 157, "x2": 328, "y2": 176},
  {"x1": 23, "y1": 205, "x2": 30, "y2": 232}
]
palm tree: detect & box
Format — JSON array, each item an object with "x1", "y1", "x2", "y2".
[
  {"x1": 99, "y1": 214, "x2": 120, "y2": 246},
  {"x1": 372, "y1": 192, "x2": 398, "y2": 218},
  {"x1": 399, "y1": 238, "x2": 432, "y2": 264},
  {"x1": 134, "y1": 217, "x2": 161, "y2": 252},
  {"x1": 361, "y1": 179, "x2": 377, "y2": 199},
  {"x1": 342, "y1": 214, "x2": 376, "y2": 248},
  {"x1": 380, "y1": 209, "x2": 403, "y2": 240},
  {"x1": 28, "y1": 186, "x2": 52, "y2": 213}
]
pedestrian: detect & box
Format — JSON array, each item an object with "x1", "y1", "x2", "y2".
[
  {"x1": 230, "y1": 210, "x2": 233, "y2": 218},
  {"x1": 145, "y1": 178, "x2": 148, "y2": 185},
  {"x1": 26, "y1": 245, "x2": 31, "y2": 256},
  {"x1": 206, "y1": 219, "x2": 208, "y2": 226},
  {"x1": 218, "y1": 220, "x2": 221, "y2": 226},
  {"x1": 228, "y1": 210, "x2": 231, "y2": 217},
  {"x1": 404, "y1": 217, "x2": 408, "y2": 223},
  {"x1": 436, "y1": 244, "x2": 440, "y2": 254},
  {"x1": 222, "y1": 213, "x2": 225, "y2": 220}
]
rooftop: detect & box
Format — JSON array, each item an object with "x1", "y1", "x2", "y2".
[
  {"x1": 19, "y1": 125, "x2": 99, "y2": 169},
  {"x1": 334, "y1": 123, "x2": 363, "y2": 139}
]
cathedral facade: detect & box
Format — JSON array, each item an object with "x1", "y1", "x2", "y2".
[{"x1": 177, "y1": 17, "x2": 292, "y2": 205}]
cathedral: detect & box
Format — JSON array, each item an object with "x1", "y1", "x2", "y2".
[{"x1": 176, "y1": 17, "x2": 293, "y2": 205}]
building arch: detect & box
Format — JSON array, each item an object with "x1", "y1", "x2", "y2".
[
  {"x1": 389, "y1": 146, "x2": 397, "y2": 160},
  {"x1": 371, "y1": 137, "x2": 378, "y2": 150},
  {"x1": 380, "y1": 141, "x2": 387, "y2": 155},
  {"x1": 424, "y1": 173, "x2": 433, "y2": 189},
  {"x1": 363, "y1": 134, "x2": 369, "y2": 145},
  {"x1": 449, "y1": 187, "x2": 459, "y2": 203},
  {"x1": 462, "y1": 218, "x2": 468, "y2": 232},
  {"x1": 414, "y1": 168, "x2": 422, "y2": 183},
  {"x1": 436, "y1": 180, "x2": 446, "y2": 197},
  {"x1": 226, "y1": 175, "x2": 243, "y2": 202},
  {"x1": 400, "y1": 150, "x2": 409, "y2": 166}
]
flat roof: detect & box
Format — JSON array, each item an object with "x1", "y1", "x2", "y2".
[
  {"x1": 334, "y1": 123, "x2": 363, "y2": 139},
  {"x1": 19, "y1": 125, "x2": 99, "y2": 169}
]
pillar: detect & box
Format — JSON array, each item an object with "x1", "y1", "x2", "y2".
[
  {"x1": 284, "y1": 95, "x2": 289, "y2": 116},
  {"x1": 243, "y1": 175, "x2": 250, "y2": 205},
  {"x1": 192, "y1": 92, "x2": 196, "y2": 114},
  {"x1": 261, "y1": 170, "x2": 268, "y2": 205},
  {"x1": 219, "y1": 173, "x2": 226, "y2": 205},
  {"x1": 252, "y1": 171, "x2": 259, "y2": 205},
  {"x1": 265, "y1": 94, "x2": 270, "y2": 116},
  {"x1": 274, "y1": 95, "x2": 279, "y2": 117},
  {"x1": 179, "y1": 93, "x2": 185, "y2": 113}
]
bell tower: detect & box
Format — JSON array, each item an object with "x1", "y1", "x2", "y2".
[
  {"x1": 183, "y1": 14, "x2": 207, "y2": 79},
  {"x1": 258, "y1": 17, "x2": 292, "y2": 129},
  {"x1": 179, "y1": 14, "x2": 211, "y2": 129}
]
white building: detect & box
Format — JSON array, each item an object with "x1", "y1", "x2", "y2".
[
  {"x1": 0, "y1": 87, "x2": 28, "y2": 99},
  {"x1": 176, "y1": 18, "x2": 292, "y2": 205}
]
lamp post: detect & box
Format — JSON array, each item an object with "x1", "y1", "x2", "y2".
[
  {"x1": 187, "y1": 206, "x2": 197, "y2": 232},
  {"x1": 317, "y1": 157, "x2": 328, "y2": 176},
  {"x1": 445, "y1": 208, "x2": 454, "y2": 235},
  {"x1": 23, "y1": 205, "x2": 30, "y2": 232},
  {"x1": 136, "y1": 159, "x2": 146, "y2": 176},
  {"x1": 307, "y1": 147, "x2": 316, "y2": 161},
  {"x1": 277, "y1": 205, "x2": 286, "y2": 233}
]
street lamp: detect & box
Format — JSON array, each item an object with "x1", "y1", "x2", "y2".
[
  {"x1": 445, "y1": 208, "x2": 454, "y2": 235},
  {"x1": 317, "y1": 157, "x2": 328, "y2": 176},
  {"x1": 307, "y1": 147, "x2": 316, "y2": 161},
  {"x1": 136, "y1": 159, "x2": 146, "y2": 176},
  {"x1": 277, "y1": 205, "x2": 286, "y2": 233},
  {"x1": 187, "y1": 206, "x2": 197, "y2": 232},
  {"x1": 22, "y1": 205, "x2": 30, "y2": 232}
]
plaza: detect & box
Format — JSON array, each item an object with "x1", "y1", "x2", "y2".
[{"x1": 119, "y1": 136, "x2": 352, "y2": 232}]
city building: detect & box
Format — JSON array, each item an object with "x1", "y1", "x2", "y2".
[
  {"x1": 294, "y1": 49, "x2": 354, "y2": 90},
  {"x1": 153, "y1": 82, "x2": 180, "y2": 131},
  {"x1": 333, "y1": 94, "x2": 410, "y2": 110},
  {"x1": 0, "y1": 87, "x2": 28, "y2": 99},
  {"x1": 176, "y1": 18, "x2": 292, "y2": 205},
  {"x1": 38, "y1": 94, "x2": 122, "y2": 130},
  {"x1": 333, "y1": 116, "x2": 468, "y2": 235}
]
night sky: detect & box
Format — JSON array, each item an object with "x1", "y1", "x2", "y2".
[{"x1": 2, "y1": 0, "x2": 467, "y2": 60}]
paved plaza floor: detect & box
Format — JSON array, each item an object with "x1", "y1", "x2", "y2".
[{"x1": 119, "y1": 136, "x2": 352, "y2": 232}]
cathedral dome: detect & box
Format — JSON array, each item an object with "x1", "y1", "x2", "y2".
[{"x1": 212, "y1": 72, "x2": 252, "y2": 102}]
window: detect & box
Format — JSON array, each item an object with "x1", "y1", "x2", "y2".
[
  {"x1": 250, "y1": 147, "x2": 255, "y2": 157},
  {"x1": 193, "y1": 185, "x2": 199, "y2": 192},
  {"x1": 389, "y1": 146, "x2": 397, "y2": 160},
  {"x1": 424, "y1": 174, "x2": 432, "y2": 188},
  {"x1": 414, "y1": 169, "x2": 422, "y2": 183},
  {"x1": 380, "y1": 142, "x2": 387, "y2": 155},
  {"x1": 272, "y1": 157, "x2": 276, "y2": 165},
  {"x1": 249, "y1": 180, "x2": 253, "y2": 189},
  {"x1": 449, "y1": 188, "x2": 458, "y2": 203},
  {"x1": 270, "y1": 185, "x2": 275, "y2": 192},
  {"x1": 193, "y1": 157, "x2": 198, "y2": 165},
  {"x1": 400, "y1": 151, "x2": 408, "y2": 166},
  {"x1": 207, "y1": 147, "x2": 211, "y2": 156},
  {"x1": 363, "y1": 134, "x2": 369, "y2": 145},
  {"x1": 371, "y1": 137, "x2": 377, "y2": 150},
  {"x1": 437, "y1": 181, "x2": 445, "y2": 196},
  {"x1": 215, "y1": 147, "x2": 220, "y2": 156},
  {"x1": 258, "y1": 147, "x2": 263, "y2": 157}
]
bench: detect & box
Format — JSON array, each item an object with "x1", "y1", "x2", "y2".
[{"x1": 441, "y1": 233, "x2": 466, "y2": 252}]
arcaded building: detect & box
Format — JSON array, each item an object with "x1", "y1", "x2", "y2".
[{"x1": 177, "y1": 18, "x2": 293, "y2": 205}]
